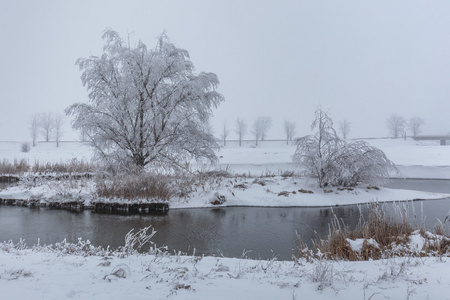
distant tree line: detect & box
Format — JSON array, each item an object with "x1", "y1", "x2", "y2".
[
  {"x1": 217, "y1": 116, "x2": 353, "y2": 147},
  {"x1": 385, "y1": 114, "x2": 425, "y2": 138},
  {"x1": 29, "y1": 112, "x2": 64, "y2": 147},
  {"x1": 216, "y1": 112, "x2": 426, "y2": 147}
]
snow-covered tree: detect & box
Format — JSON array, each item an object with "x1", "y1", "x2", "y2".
[
  {"x1": 339, "y1": 119, "x2": 350, "y2": 140},
  {"x1": 234, "y1": 118, "x2": 247, "y2": 147},
  {"x1": 40, "y1": 112, "x2": 54, "y2": 142},
  {"x1": 293, "y1": 109, "x2": 397, "y2": 188},
  {"x1": 252, "y1": 116, "x2": 271, "y2": 146},
  {"x1": 221, "y1": 120, "x2": 230, "y2": 147},
  {"x1": 284, "y1": 120, "x2": 296, "y2": 145},
  {"x1": 54, "y1": 113, "x2": 64, "y2": 148},
  {"x1": 66, "y1": 29, "x2": 224, "y2": 171},
  {"x1": 79, "y1": 128, "x2": 88, "y2": 143},
  {"x1": 29, "y1": 113, "x2": 40, "y2": 147},
  {"x1": 407, "y1": 116, "x2": 425, "y2": 137},
  {"x1": 386, "y1": 114, "x2": 406, "y2": 138}
]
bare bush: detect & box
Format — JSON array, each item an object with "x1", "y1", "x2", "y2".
[
  {"x1": 21, "y1": 143, "x2": 31, "y2": 153},
  {"x1": 293, "y1": 109, "x2": 397, "y2": 188}
]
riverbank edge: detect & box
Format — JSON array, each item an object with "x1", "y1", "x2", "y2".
[
  {"x1": 1, "y1": 194, "x2": 450, "y2": 214},
  {"x1": 1, "y1": 173, "x2": 450, "y2": 214}
]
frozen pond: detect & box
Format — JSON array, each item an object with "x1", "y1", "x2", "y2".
[{"x1": 0, "y1": 179, "x2": 449, "y2": 260}]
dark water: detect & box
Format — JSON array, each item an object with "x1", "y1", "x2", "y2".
[
  {"x1": 0, "y1": 180, "x2": 449, "y2": 260},
  {"x1": 386, "y1": 178, "x2": 450, "y2": 194}
]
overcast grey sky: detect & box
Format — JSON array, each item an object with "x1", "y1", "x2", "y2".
[{"x1": 1, "y1": 0, "x2": 449, "y2": 142}]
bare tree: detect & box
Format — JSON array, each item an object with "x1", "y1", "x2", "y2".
[
  {"x1": 339, "y1": 120, "x2": 351, "y2": 140},
  {"x1": 66, "y1": 29, "x2": 224, "y2": 171},
  {"x1": 293, "y1": 109, "x2": 397, "y2": 188},
  {"x1": 386, "y1": 114, "x2": 406, "y2": 138},
  {"x1": 79, "y1": 128, "x2": 88, "y2": 142},
  {"x1": 29, "y1": 113, "x2": 40, "y2": 147},
  {"x1": 252, "y1": 116, "x2": 272, "y2": 146},
  {"x1": 202, "y1": 121, "x2": 214, "y2": 136},
  {"x1": 284, "y1": 120, "x2": 296, "y2": 145},
  {"x1": 234, "y1": 118, "x2": 247, "y2": 147},
  {"x1": 220, "y1": 120, "x2": 230, "y2": 147},
  {"x1": 407, "y1": 116, "x2": 425, "y2": 137},
  {"x1": 54, "y1": 113, "x2": 64, "y2": 147},
  {"x1": 40, "y1": 112, "x2": 54, "y2": 142}
]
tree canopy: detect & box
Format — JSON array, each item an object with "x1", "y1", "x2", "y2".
[{"x1": 66, "y1": 29, "x2": 224, "y2": 171}]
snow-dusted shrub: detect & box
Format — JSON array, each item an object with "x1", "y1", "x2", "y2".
[
  {"x1": 293, "y1": 109, "x2": 397, "y2": 187},
  {"x1": 119, "y1": 226, "x2": 156, "y2": 257},
  {"x1": 309, "y1": 260, "x2": 335, "y2": 290},
  {"x1": 21, "y1": 142, "x2": 30, "y2": 153}
]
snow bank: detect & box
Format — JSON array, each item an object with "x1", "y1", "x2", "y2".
[
  {"x1": 0, "y1": 243, "x2": 448, "y2": 300},
  {"x1": 1, "y1": 176, "x2": 449, "y2": 209}
]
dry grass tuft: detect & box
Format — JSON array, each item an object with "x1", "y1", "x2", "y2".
[
  {"x1": 95, "y1": 173, "x2": 173, "y2": 201},
  {"x1": 0, "y1": 158, "x2": 95, "y2": 177},
  {"x1": 299, "y1": 203, "x2": 450, "y2": 261}
]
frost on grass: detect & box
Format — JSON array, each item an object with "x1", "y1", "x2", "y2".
[
  {"x1": 1, "y1": 223, "x2": 449, "y2": 299},
  {"x1": 298, "y1": 202, "x2": 450, "y2": 261}
]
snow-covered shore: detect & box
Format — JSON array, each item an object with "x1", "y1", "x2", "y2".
[
  {"x1": 1, "y1": 139, "x2": 449, "y2": 209},
  {"x1": 1, "y1": 239, "x2": 449, "y2": 300}
]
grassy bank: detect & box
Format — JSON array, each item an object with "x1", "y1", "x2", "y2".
[{"x1": 299, "y1": 203, "x2": 450, "y2": 261}]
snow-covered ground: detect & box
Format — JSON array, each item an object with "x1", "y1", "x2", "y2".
[
  {"x1": 1, "y1": 237, "x2": 449, "y2": 300},
  {"x1": 1, "y1": 139, "x2": 450, "y2": 299},
  {"x1": 1, "y1": 139, "x2": 449, "y2": 208},
  {"x1": 0, "y1": 141, "x2": 92, "y2": 163},
  {"x1": 2, "y1": 138, "x2": 449, "y2": 178}
]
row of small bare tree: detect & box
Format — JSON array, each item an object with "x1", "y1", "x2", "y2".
[
  {"x1": 219, "y1": 113, "x2": 425, "y2": 146},
  {"x1": 386, "y1": 114, "x2": 425, "y2": 138},
  {"x1": 220, "y1": 117, "x2": 352, "y2": 147},
  {"x1": 29, "y1": 112, "x2": 64, "y2": 147},
  {"x1": 220, "y1": 117, "x2": 291, "y2": 147}
]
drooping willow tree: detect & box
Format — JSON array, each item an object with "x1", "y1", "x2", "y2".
[{"x1": 293, "y1": 109, "x2": 397, "y2": 187}]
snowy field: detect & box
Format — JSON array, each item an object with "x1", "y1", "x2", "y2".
[
  {"x1": 2, "y1": 138, "x2": 449, "y2": 178},
  {"x1": 1, "y1": 242, "x2": 449, "y2": 300}
]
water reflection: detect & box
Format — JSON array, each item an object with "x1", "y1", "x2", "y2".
[{"x1": 1, "y1": 199, "x2": 449, "y2": 260}]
